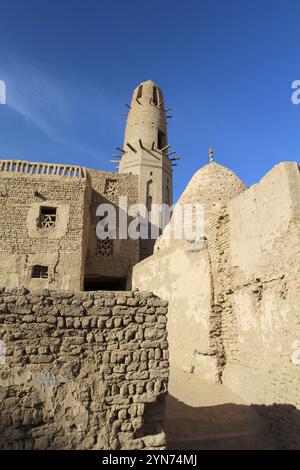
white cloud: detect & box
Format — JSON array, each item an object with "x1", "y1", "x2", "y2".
[
  {"x1": 0, "y1": 80, "x2": 6, "y2": 104},
  {"x1": 1, "y1": 58, "x2": 102, "y2": 160}
]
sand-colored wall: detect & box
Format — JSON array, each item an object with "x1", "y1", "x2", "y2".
[
  {"x1": 0, "y1": 288, "x2": 168, "y2": 450},
  {"x1": 0, "y1": 169, "x2": 89, "y2": 291},
  {"x1": 132, "y1": 244, "x2": 214, "y2": 379},
  {"x1": 0, "y1": 162, "x2": 142, "y2": 292},
  {"x1": 134, "y1": 161, "x2": 300, "y2": 447},
  {"x1": 219, "y1": 162, "x2": 300, "y2": 448},
  {"x1": 85, "y1": 170, "x2": 140, "y2": 287}
]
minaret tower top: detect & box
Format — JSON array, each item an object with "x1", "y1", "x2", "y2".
[
  {"x1": 122, "y1": 80, "x2": 168, "y2": 153},
  {"x1": 117, "y1": 80, "x2": 174, "y2": 258}
]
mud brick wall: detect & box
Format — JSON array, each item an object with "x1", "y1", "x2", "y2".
[
  {"x1": 218, "y1": 163, "x2": 300, "y2": 449},
  {"x1": 85, "y1": 170, "x2": 140, "y2": 288},
  {"x1": 0, "y1": 288, "x2": 169, "y2": 450},
  {"x1": 0, "y1": 171, "x2": 89, "y2": 291}
]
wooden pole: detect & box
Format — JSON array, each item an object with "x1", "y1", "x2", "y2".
[
  {"x1": 126, "y1": 142, "x2": 137, "y2": 153},
  {"x1": 160, "y1": 144, "x2": 171, "y2": 152}
]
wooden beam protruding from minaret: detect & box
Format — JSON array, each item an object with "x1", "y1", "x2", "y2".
[
  {"x1": 126, "y1": 142, "x2": 137, "y2": 153},
  {"x1": 160, "y1": 144, "x2": 171, "y2": 152}
]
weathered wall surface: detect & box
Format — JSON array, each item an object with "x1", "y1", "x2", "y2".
[
  {"x1": 0, "y1": 288, "x2": 168, "y2": 450},
  {"x1": 0, "y1": 161, "x2": 142, "y2": 292},
  {"x1": 218, "y1": 163, "x2": 300, "y2": 448},
  {"x1": 132, "y1": 244, "x2": 216, "y2": 381},
  {"x1": 85, "y1": 170, "x2": 140, "y2": 289},
  {"x1": 0, "y1": 166, "x2": 89, "y2": 291},
  {"x1": 134, "y1": 161, "x2": 300, "y2": 448}
]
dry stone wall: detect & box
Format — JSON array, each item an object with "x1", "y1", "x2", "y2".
[{"x1": 0, "y1": 288, "x2": 169, "y2": 450}]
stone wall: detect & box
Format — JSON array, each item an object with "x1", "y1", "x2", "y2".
[{"x1": 0, "y1": 288, "x2": 169, "y2": 450}]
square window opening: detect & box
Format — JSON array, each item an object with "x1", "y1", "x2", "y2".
[{"x1": 31, "y1": 265, "x2": 49, "y2": 279}]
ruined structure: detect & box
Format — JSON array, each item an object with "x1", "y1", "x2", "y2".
[
  {"x1": 0, "y1": 79, "x2": 300, "y2": 449},
  {"x1": 0, "y1": 80, "x2": 172, "y2": 291},
  {"x1": 0, "y1": 288, "x2": 168, "y2": 450},
  {"x1": 133, "y1": 154, "x2": 300, "y2": 449}
]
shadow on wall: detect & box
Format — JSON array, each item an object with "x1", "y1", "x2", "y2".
[{"x1": 165, "y1": 395, "x2": 300, "y2": 450}]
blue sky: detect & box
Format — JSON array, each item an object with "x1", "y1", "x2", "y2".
[{"x1": 0, "y1": 0, "x2": 299, "y2": 201}]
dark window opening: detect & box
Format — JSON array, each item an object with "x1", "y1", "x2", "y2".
[
  {"x1": 31, "y1": 265, "x2": 48, "y2": 279},
  {"x1": 146, "y1": 179, "x2": 153, "y2": 212},
  {"x1": 153, "y1": 86, "x2": 158, "y2": 106},
  {"x1": 166, "y1": 185, "x2": 170, "y2": 206},
  {"x1": 84, "y1": 276, "x2": 127, "y2": 291},
  {"x1": 39, "y1": 206, "x2": 57, "y2": 228},
  {"x1": 137, "y1": 85, "x2": 143, "y2": 99},
  {"x1": 157, "y1": 130, "x2": 166, "y2": 150},
  {"x1": 146, "y1": 196, "x2": 152, "y2": 214}
]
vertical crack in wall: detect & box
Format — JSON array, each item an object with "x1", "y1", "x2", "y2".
[{"x1": 207, "y1": 206, "x2": 232, "y2": 382}]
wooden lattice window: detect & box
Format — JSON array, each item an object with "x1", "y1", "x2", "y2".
[
  {"x1": 104, "y1": 179, "x2": 117, "y2": 196},
  {"x1": 31, "y1": 265, "x2": 48, "y2": 279},
  {"x1": 96, "y1": 239, "x2": 113, "y2": 257},
  {"x1": 39, "y1": 207, "x2": 57, "y2": 228}
]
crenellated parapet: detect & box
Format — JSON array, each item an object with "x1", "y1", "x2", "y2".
[{"x1": 0, "y1": 159, "x2": 87, "y2": 179}]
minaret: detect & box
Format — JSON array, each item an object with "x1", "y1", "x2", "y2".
[
  {"x1": 117, "y1": 80, "x2": 174, "y2": 258},
  {"x1": 118, "y1": 80, "x2": 173, "y2": 212}
]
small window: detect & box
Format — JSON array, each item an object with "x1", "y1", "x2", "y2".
[
  {"x1": 153, "y1": 86, "x2": 158, "y2": 106},
  {"x1": 137, "y1": 85, "x2": 143, "y2": 99},
  {"x1": 31, "y1": 265, "x2": 48, "y2": 279},
  {"x1": 39, "y1": 207, "x2": 57, "y2": 228},
  {"x1": 147, "y1": 196, "x2": 152, "y2": 215},
  {"x1": 96, "y1": 239, "x2": 113, "y2": 257},
  {"x1": 157, "y1": 130, "x2": 166, "y2": 150}
]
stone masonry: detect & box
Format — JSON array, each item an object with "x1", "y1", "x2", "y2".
[{"x1": 0, "y1": 288, "x2": 169, "y2": 450}]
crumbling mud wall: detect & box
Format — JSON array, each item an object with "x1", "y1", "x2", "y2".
[
  {"x1": 0, "y1": 288, "x2": 169, "y2": 450},
  {"x1": 216, "y1": 163, "x2": 300, "y2": 449},
  {"x1": 0, "y1": 165, "x2": 89, "y2": 291}
]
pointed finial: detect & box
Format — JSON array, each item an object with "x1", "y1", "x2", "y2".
[{"x1": 209, "y1": 146, "x2": 214, "y2": 163}]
